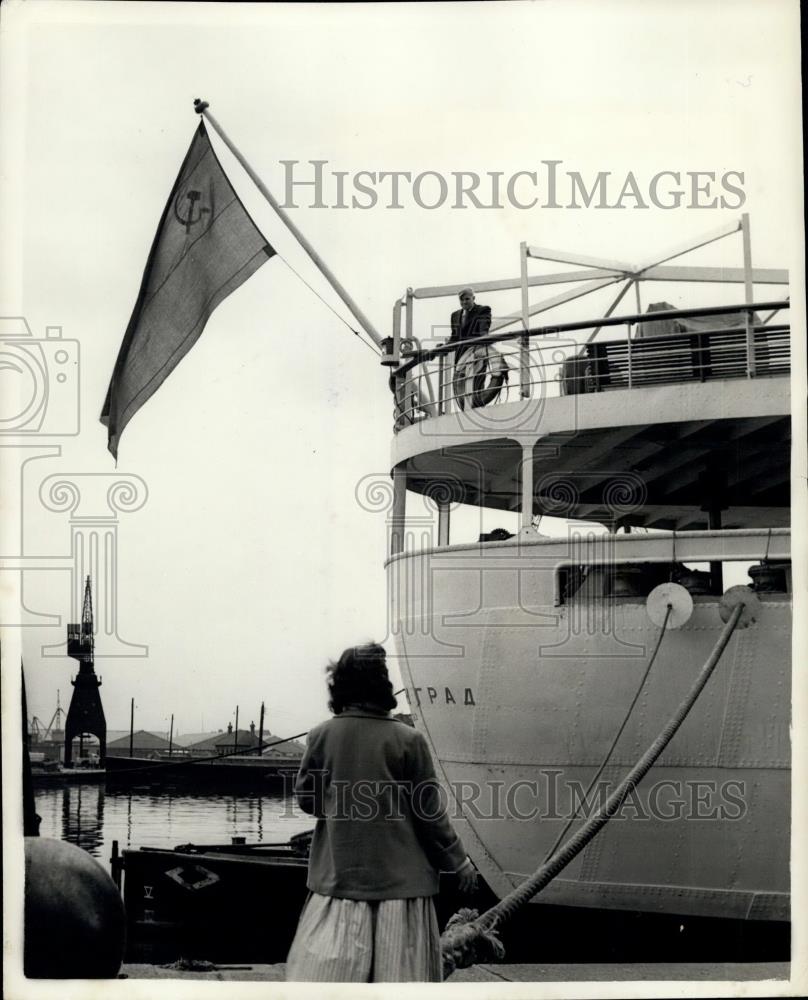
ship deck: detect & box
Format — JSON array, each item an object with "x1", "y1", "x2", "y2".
[
  {"x1": 395, "y1": 381, "x2": 789, "y2": 529},
  {"x1": 389, "y1": 300, "x2": 790, "y2": 530}
]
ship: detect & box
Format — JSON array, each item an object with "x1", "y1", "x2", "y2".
[{"x1": 384, "y1": 215, "x2": 791, "y2": 926}]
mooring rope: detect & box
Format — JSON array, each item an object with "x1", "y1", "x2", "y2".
[
  {"x1": 541, "y1": 603, "x2": 672, "y2": 862},
  {"x1": 441, "y1": 601, "x2": 746, "y2": 977}
]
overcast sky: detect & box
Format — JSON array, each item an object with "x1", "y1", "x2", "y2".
[{"x1": 3, "y1": 0, "x2": 803, "y2": 746}]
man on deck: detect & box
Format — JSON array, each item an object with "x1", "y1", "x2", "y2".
[
  {"x1": 449, "y1": 288, "x2": 492, "y2": 362},
  {"x1": 448, "y1": 288, "x2": 493, "y2": 410}
]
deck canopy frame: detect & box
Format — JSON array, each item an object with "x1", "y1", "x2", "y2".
[
  {"x1": 388, "y1": 213, "x2": 788, "y2": 383},
  {"x1": 386, "y1": 216, "x2": 790, "y2": 555}
]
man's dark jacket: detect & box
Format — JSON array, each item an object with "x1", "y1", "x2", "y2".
[{"x1": 449, "y1": 304, "x2": 492, "y2": 360}]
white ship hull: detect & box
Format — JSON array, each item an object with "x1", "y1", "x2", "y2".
[{"x1": 390, "y1": 530, "x2": 790, "y2": 921}]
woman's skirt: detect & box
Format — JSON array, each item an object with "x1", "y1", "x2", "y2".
[{"x1": 285, "y1": 892, "x2": 442, "y2": 982}]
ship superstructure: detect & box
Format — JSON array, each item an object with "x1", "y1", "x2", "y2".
[{"x1": 384, "y1": 216, "x2": 791, "y2": 921}]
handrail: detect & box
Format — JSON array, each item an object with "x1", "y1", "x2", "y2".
[
  {"x1": 392, "y1": 300, "x2": 789, "y2": 379},
  {"x1": 390, "y1": 302, "x2": 790, "y2": 430}
]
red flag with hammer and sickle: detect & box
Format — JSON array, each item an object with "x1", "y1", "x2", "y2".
[{"x1": 101, "y1": 121, "x2": 274, "y2": 458}]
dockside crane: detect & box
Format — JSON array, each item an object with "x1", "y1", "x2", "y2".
[
  {"x1": 64, "y1": 577, "x2": 107, "y2": 767},
  {"x1": 44, "y1": 691, "x2": 65, "y2": 739}
]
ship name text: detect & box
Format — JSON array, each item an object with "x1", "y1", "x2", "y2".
[{"x1": 405, "y1": 686, "x2": 476, "y2": 707}]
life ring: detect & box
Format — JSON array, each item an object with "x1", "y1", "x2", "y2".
[{"x1": 453, "y1": 344, "x2": 510, "y2": 409}]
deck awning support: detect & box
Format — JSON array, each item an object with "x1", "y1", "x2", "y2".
[
  {"x1": 437, "y1": 498, "x2": 451, "y2": 547},
  {"x1": 401, "y1": 214, "x2": 783, "y2": 356},
  {"x1": 520, "y1": 441, "x2": 536, "y2": 534},
  {"x1": 741, "y1": 213, "x2": 756, "y2": 376}
]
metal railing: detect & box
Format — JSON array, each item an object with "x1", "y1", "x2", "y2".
[{"x1": 390, "y1": 301, "x2": 790, "y2": 431}]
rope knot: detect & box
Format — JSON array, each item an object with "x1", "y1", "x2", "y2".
[{"x1": 440, "y1": 908, "x2": 505, "y2": 979}]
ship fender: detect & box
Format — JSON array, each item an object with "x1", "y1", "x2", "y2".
[{"x1": 24, "y1": 836, "x2": 126, "y2": 978}]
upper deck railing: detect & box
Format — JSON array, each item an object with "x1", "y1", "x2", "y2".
[
  {"x1": 390, "y1": 300, "x2": 790, "y2": 431},
  {"x1": 385, "y1": 216, "x2": 792, "y2": 432}
]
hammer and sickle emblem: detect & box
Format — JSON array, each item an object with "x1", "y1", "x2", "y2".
[{"x1": 174, "y1": 188, "x2": 211, "y2": 234}]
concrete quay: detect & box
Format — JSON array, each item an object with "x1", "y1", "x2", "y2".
[{"x1": 121, "y1": 961, "x2": 790, "y2": 983}]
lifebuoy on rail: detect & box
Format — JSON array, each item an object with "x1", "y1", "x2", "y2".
[{"x1": 453, "y1": 344, "x2": 510, "y2": 410}]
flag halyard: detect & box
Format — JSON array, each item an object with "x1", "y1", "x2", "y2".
[{"x1": 101, "y1": 121, "x2": 274, "y2": 458}]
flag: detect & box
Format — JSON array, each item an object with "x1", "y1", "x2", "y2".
[{"x1": 101, "y1": 121, "x2": 275, "y2": 458}]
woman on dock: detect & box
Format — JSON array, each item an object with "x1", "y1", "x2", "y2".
[{"x1": 285, "y1": 643, "x2": 476, "y2": 982}]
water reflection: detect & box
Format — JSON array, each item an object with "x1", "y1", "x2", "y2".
[
  {"x1": 61, "y1": 783, "x2": 104, "y2": 857},
  {"x1": 36, "y1": 783, "x2": 313, "y2": 871}
]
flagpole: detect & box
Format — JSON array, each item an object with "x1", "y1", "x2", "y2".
[{"x1": 194, "y1": 99, "x2": 384, "y2": 349}]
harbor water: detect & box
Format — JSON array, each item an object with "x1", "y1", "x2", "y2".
[
  {"x1": 31, "y1": 780, "x2": 789, "y2": 966},
  {"x1": 34, "y1": 783, "x2": 315, "y2": 873}
]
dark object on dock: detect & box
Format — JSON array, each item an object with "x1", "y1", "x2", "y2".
[{"x1": 25, "y1": 837, "x2": 125, "y2": 978}]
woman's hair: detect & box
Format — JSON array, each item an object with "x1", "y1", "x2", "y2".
[{"x1": 327, "y1": 643, "x2": 397, "y2": 715}]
